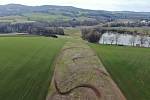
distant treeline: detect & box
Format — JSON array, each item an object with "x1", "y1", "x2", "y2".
[
  {"x1": 103, "y1": 22, "x2": 150, "y2": 27},
  {"x1": 94, "y1": 27, "x2": 139, "y2": 35},
  {"x1": 0, "y1": 20, "x2": 100, "y2": 35},
  {"x1": 0, "y1": 22, "x2": 64, "y2": 36},
  {"x1": 48, "y1": 20, "x2": 99, "y2": 27},
  {"x1": 81, "y1": 27, "x2": 150, "y2": 43}
]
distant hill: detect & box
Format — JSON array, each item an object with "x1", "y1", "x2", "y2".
[{"x1": 0, "y1": 4, "x2": 150, "y2": 23}]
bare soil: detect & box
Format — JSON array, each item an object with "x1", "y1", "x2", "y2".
[{"x1": 46, "y1": 32, "x2": 126, "y2": 100}]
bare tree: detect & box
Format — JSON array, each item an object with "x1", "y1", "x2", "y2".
[
  {"x1": 87, "y1": 29, "x2": 101, "y2": 43},
  {"x1": 102, "y1": 36, "x2": 108, "y2": 44},
  {"x1": 109, "y1": 36, "x2": 115, "y2": 45},
  {"x1": 147, "y1": 37, "x2": 150, "y2": 47},
  {"x1": 114, "y1": 33, "x2": 120, "y2": 45},
  {"x1": 139, "y1": 34, "x2": 147, "y2": 47},
  {"x1": 129, "y1": 35, "x2": 136, "y2": 46}
]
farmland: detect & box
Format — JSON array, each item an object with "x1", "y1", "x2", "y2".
[
  {"x1": 0, "y1": 13, "x2": 93, "y2": 23},
  {"x1": 23, "y1": 13, "x2": 71, "y2": 22},
  {"x1": 90, "y1": 44, "x2": 150, "y2": 100},
  {"x1": 1, "y1": 2, "x2": 150, "y2": 100},
  {"x1": 0, "y1": 36, "x2": 66, "y2": 100},
  {"x1": 0, "y1": 15, "x2": 33, "y2": 23},
  {"x1": 0, "y1": 14, "x2": 70, "y2": 23}
]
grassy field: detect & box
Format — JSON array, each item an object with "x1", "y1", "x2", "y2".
[
  {"x1": 0, "y1": 15, "x2": 31, "y2": 23},
  {"x1": 90, "y1": 44, "x2": 150, "y2": 100},
  {"x1": 0, "y1": 13, "x2": 71, "y2": 23},
  {"x1": 0, "y1": 13, "x2": 95, "y2": 23},
  {"x1": 0, "y1": 36, "x2": 66, "y2": 100},
  {"x1": 23, "y1": 13, "x2": 71, "y2": 22}
]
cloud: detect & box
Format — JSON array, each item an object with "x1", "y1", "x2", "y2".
[
  {"x1": 0, "y1": 0, "x2": 149, "y2": 12},
  {"x1": 114, "y1": 0, "x2": 150, "y2": 11}
]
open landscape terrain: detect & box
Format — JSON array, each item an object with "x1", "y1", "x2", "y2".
[
  {"x1": 0, "y1": 1, "x2": 150, "y2": 100},
  {"x1": 0, "y1": 36, "x2": 66, "y2": 100},
  {"x1": 0, "y1": 27, "x2": 150, "y2": 100}
]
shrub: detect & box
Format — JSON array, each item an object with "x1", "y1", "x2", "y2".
[{"x1": 81, "y1": 28, "x2": 101, "y2": 43}]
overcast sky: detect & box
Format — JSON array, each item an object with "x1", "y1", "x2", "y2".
[{"x1": 0, "y1": 0, "x2": 150, "y2": 12}]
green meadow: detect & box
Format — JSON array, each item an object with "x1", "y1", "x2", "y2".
[
  {"x1": 0, "y1": 36, "x2": 66, "y2": 100},
  {"x1": 90, "y1": 44, "x2": 150, "y2": 100}
]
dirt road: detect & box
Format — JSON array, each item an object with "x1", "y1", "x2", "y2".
[{"x1": 46, "y1": 30, "x2": 126, "y2": 100}]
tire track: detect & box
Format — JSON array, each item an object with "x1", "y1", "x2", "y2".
[{"x1": 54, "y1": 78, "x2": 101, "y2": 99}]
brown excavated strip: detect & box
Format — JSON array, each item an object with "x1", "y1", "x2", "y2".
[
  {"x1": 62, "y1": 46, "x2": 86, "y2": 51},
  {"x1": 93, "y1": 68, "x2": 109, "y2": 77},
  {"x1": 72, "y1": 56, "x2": 84, "y2": 62},
  {"x1": 54, "y1": 78, "x2": 101, "y2": 99},
  {"x1": 46, "y1": 32, "x2": 126, "y2": 100},
  {"x1": 72, "y1": 55, "x2": 96, "y2": 63}
]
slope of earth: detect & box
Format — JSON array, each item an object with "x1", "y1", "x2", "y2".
[
  {"x1": 0, "y1": 36, "x2": 66, "y2": 100},
  {"x1": 90, "y1": 44, "x2": 150, "y2": 100},
  {"x1": 46, "y1": 29, "x2": 126, "y2": 100}
]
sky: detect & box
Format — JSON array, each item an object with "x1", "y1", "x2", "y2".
[{"x1": 0, "y1": 0, "x2": 150, "y2": 12}]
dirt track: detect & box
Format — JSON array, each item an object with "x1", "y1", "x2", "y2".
[{"x1": 46, "y1": 31, "x2": 126, "y2": 100}]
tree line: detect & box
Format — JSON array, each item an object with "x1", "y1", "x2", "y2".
[
  {"x1": 0, "y1": 22, "x2": 64, "y2": 36},
  {"x1": 103, "y1": 21, "x2": 150, "y2": 27},
  {"x1": 101, "y1": 33, "x2": 150, "y2": 47},
  {"x1": 48, "y1": 19, "x2": 99, "y2": 27},
  {"x1": 81, "y1": 27, "x2": 150, "y2": 47}
]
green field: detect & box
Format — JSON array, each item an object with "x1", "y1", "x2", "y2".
[
  {"x1": 90, "y1": 44, "x2": 150, "y2": 100},
  {"x1": 0, "y1": 15, "x2": 32, "y2": 23},
  {"x1": 0, "y1": 36, "x2": 66, "y2": 100},
  {"x1": 0, "y1": 13, "x2": 95, "y2": 23},
  {"x1": 0, "y1": 14, "x2": 71, "y2": 23},
  {"x1": 23, "y1": 13, "x2": 71, "y2": 22}
]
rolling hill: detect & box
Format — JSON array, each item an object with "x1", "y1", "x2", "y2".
[{"x1": 0, "y1": 4, "x2": 150, "y2": 23}]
